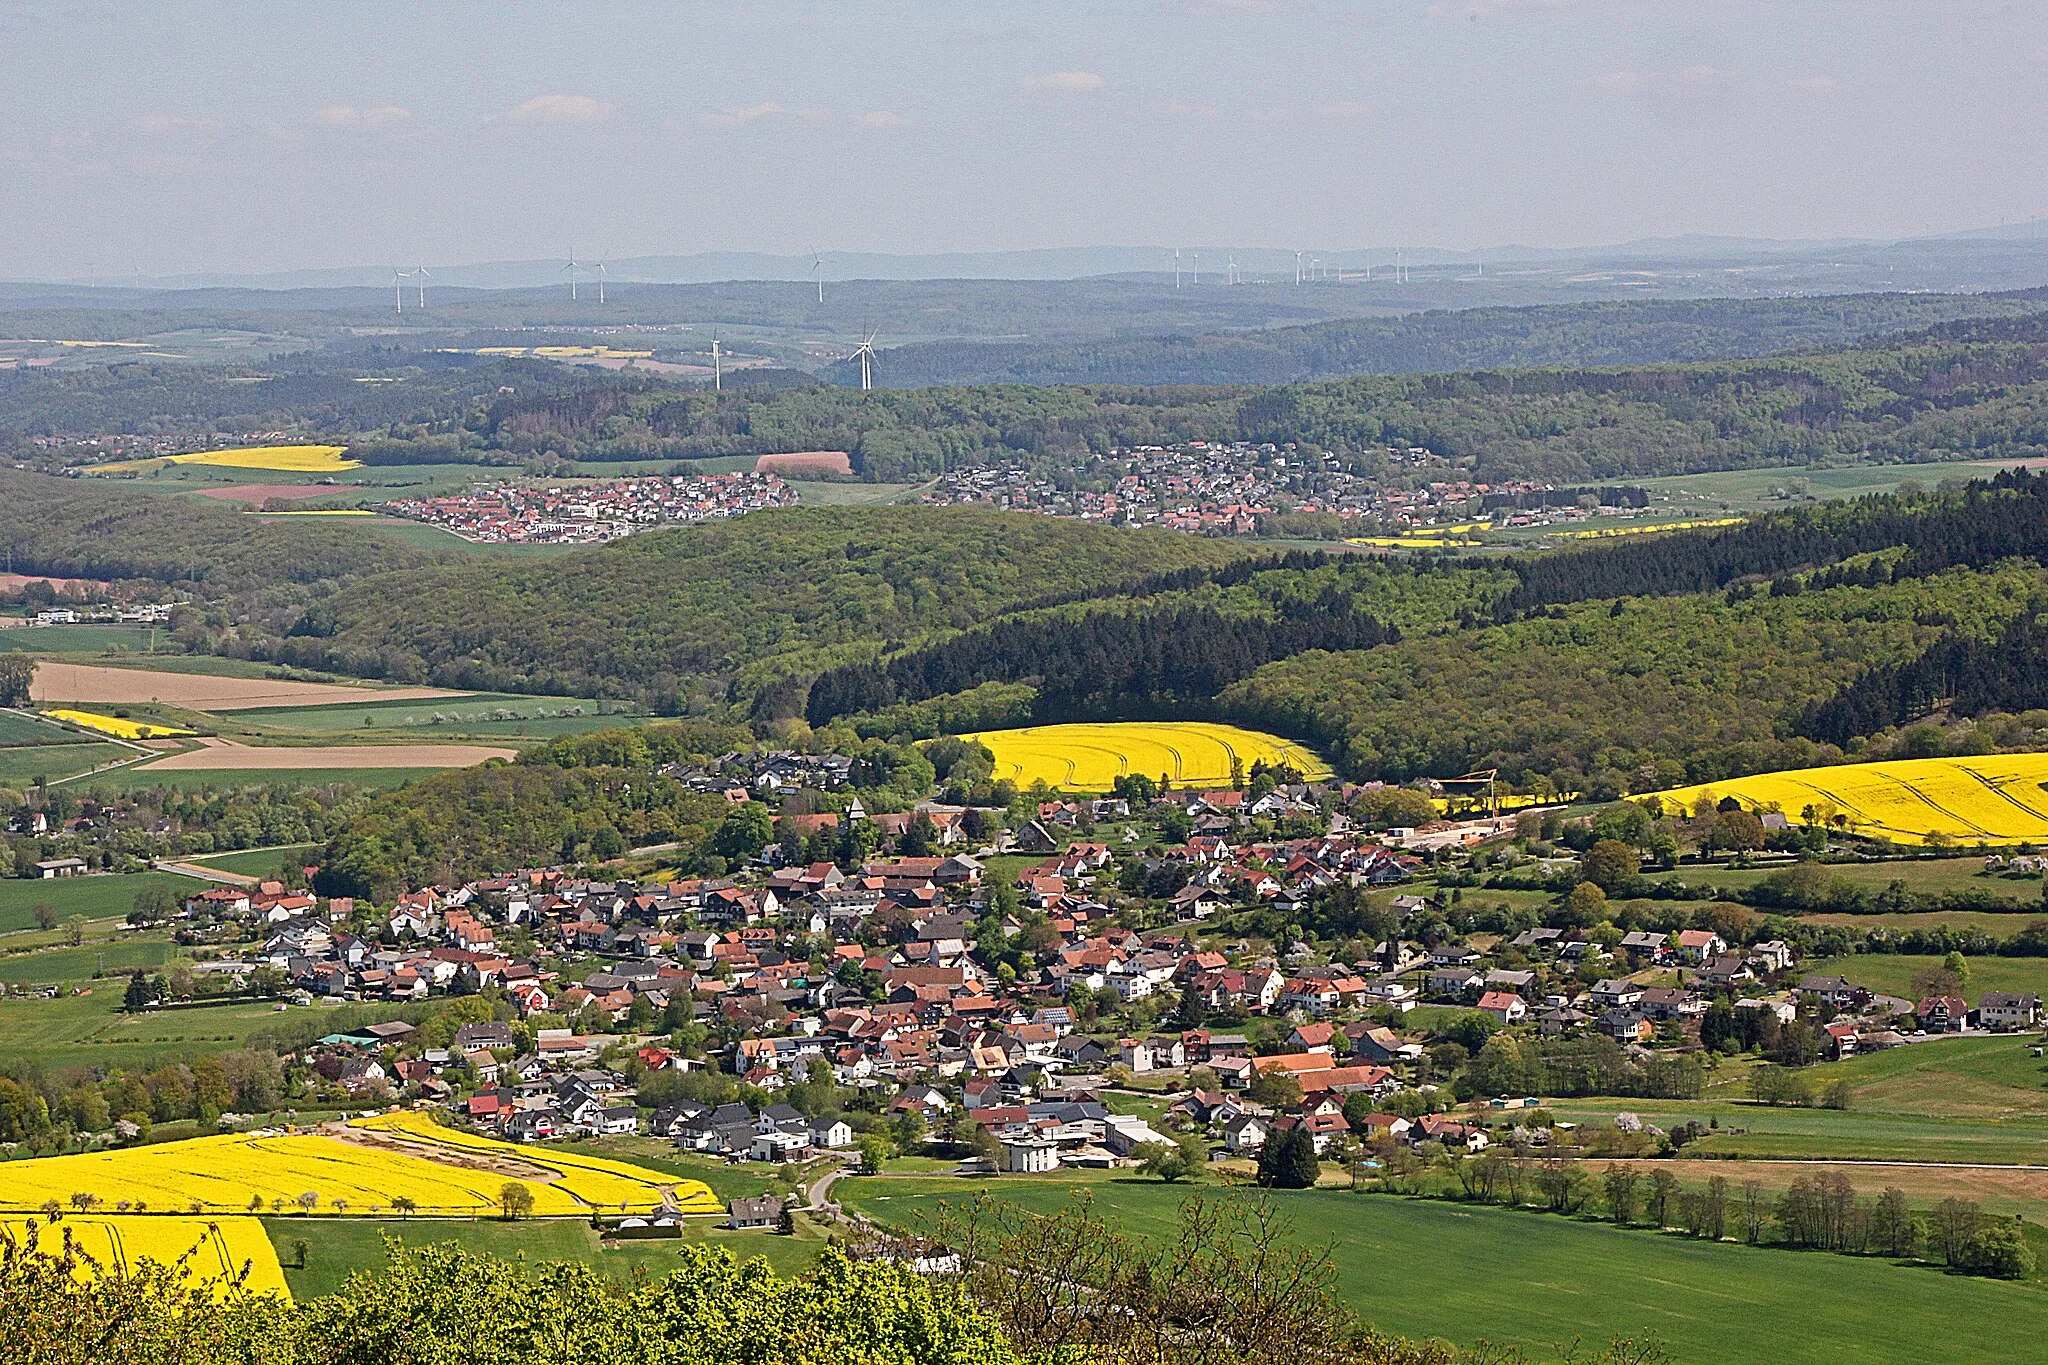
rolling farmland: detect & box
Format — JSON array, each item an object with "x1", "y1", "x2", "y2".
[
  {"x1": 1652, "y1": 753, "x2": 2048, "y2": 845},
  {"x1": 961, "y1": 721, "x2": 1331, "y2": 791}
]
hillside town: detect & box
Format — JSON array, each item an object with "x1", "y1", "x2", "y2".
[{"x1": 379, "y1": 471, "x2": 799, "y2": 544}]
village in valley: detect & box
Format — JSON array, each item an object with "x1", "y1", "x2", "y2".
[{"x1": 63, "y1": 740, "x2": 2039, "y2": 1244}]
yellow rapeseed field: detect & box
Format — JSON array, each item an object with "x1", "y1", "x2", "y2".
[
  {"x1": 1651, "y1": 752, "x2": 2048, "y2": 846},
  {"x1": 85, "y1": 445, "x2": 358, "y2": 474},
  {"x1": 0, "y1": 1124, "x2": 710, "y2": 1217},
  {"x1": 1551, "y1": 517, "x2": 1746, "y2": 540},
  {"x1": 43, "y1": 708, "x2": 196, "y2": 741},
  {"x1": 960, "y1": 721, "x2": 1332, "y2": 791},
  {"x1": 350, "y1": 1111, "x2": 720, "y2": 1213},
  {"x1": 0, "y1": 1215, "x2": 290, "y2": 1299}
]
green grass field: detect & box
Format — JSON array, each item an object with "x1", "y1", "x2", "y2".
[
  {"x1": 1798, "y1": 910, "x2": 2048, "y2": 935},
  {"x1": 1617, "y1": 459, "x2": 2034, "y2": 512},
  {"x1": 0, "y1": 711, "x2": 90, "y2": 747},
  {"x1": 1809, "y1": 954, "x2": 2048, "y2": 1007},
  {"x1": 1654, "y1": 857, "x2": 2027, "y2": 901},
  {"x1": 0, "y1": 742, "x2": 134, "y2": 784},
  {"x1": 0, "y1": 626, "x2": 168, "y2": 653},
  {"x1": 0, "y1": 870, "x2": 191, "y2": 932},
  {"x1": 838, "y1": 1176, "x2": 2048, "y2": 1361},
  {"x1": 263, "y1": 1214, "x2": 827, "y2": 1300},
  {"x1": 0, "y1": 936, "x2": 169, "y2": 983},
  {"x1": 0, "y1": 989, "x2": 350, "y2": 1068},
  {"x1": 181, "y1": 844, "x2": 322, "y2": 877}
]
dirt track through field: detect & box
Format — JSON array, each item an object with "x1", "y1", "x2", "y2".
[
  {"x1": 137, "y1": 737, "x2": 515, "y2": 770},
  {"x1": 32, "y1": 663, "x2": 469, "y2": 712}
]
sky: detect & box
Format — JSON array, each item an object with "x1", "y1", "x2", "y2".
[{"x1": 1, "y1": 0, "x2": 2044, "y2": 276}]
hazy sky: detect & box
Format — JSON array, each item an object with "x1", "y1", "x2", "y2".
[{"x1": 2, "y1": 0, "x2": 2044, "y2": 275}]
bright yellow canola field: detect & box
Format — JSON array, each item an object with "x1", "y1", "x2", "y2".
[
  {"x1": 1653, "y1": 752, "x2": 2048, "y2": 846},
  {"x1": 0, "y1": 1215, "x2": 290, "y2": 1299},
  {"x1": 350, "y1": 1111, "x2": 719, "y2": 1213},
  {"x1": 86, "y1": 444, "x2": 357, "y2": 474},
  {"x1": 0, "y1": 1124, "x2": 711, "y2": 1217},
  {"x1": 961, "y1": 721, "x2": 1332, "y2": 791},
  {"x1": 44, "y1": 708, "x2": 196, "y2": 740}
]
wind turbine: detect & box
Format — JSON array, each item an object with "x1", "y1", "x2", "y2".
[
  {"x1": 1226, "y1": 254, "x2": 1239, "y2": 285},
  {"x1": 412, "y1": 263, "x2": 430, "y2": 308},
  {"x1": 593, "y1": 253, "x2": 609, "y2": 304},
  {"x1": 850, "y1": 329, "x2": 878, "y2": 391},
  {"x1": 810, "y1": 249, "x2": 824, "y2": 304},
  {"x1": 392, "y1": 267, "x2": 406, "y2": 314},
  {"x1": 1173, "y1": 247, "x2": 1182, "y2": 290},
  {"x1": 562, "y1": 249, "x2": 581, "y2": 301},
  {"x1": 710, "y1": 333, "x2": 722, "y2": 390},
  {"x1": 1192, "y1": 250, "x2": 1198, "y2": 286},
  {"x1": 1294, "y1": 250, "x2": 1304, "y2": 285}
]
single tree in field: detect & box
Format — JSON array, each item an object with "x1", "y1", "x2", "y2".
[
  {"x1": 1255, "y1": 1126, "x2": 1321, "y2": 1190},
  {"x1": 392, "y1": 1196, "x2": 417, "y2": 1220},
  {"x1": 290, "y1": 1237, "x2": 310, "y2": 1269},
  {"x1": 1603, "y1": 1164, "x2": 1639, "y2": 1224},
  {"x1": 499, "y1": 1182, "x2": 535, "y2": 1220},
  {"x1": 295, "y1": 1191, "x2": 318, "y2": 1215},
  {"x1": 32, "y1": 903, "x2": 56, "y2": 932},
  {"x1": 69, "y1": 1193, "x2": 96, "y2": 1213}
]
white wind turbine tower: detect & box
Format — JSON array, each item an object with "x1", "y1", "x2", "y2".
[
  {"x1": 1294, "y1": 251, "x2": 1304, "y2": 285},
  {"x1": 810, "y1": 249, "x2": 824, "y2": 304},
  {"x1": 1226, "y1": 255, "x2": 1238, "y2": 285},
  {"x1": 392, "y1": 267, "x2": 407, "y2": 313},
  {"x1": 411, "y1": 264, "x2": 430, "y2": 308},
  {"x1": 710, "y1": 333, "x2": 722, "y2": 390},
  {"x1": 850, "y1": 329, "x2": 879, "y2": 391},
  {"x1": 1191, "y1": 250, "x2": 1198, "y2": 286},
  {"x1": 562, "y1": 249, "x2": 582, "y2": 301},
  {"x1": 1173, "y1": 247, "x2": 1182, "y2": 289},
  {"x1": 593, "y1": 253, "x2": 609, "y2": 304}
]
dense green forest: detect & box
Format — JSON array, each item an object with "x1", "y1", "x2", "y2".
[
  {"x1": 272, "y1": 507, "x2": 1248, "y2": 707},
  {"x1": 823, "y1": 290, "x2": 2048, "y2": 388},
  {"x1": 315, "y1": 757, "x2": 732, "y2": 899},
  {"x1": 10, "y1": 308, "x2": 2048, "y2": 483},
  {"x1": 1217, "y1": 561, "x2": 2044, "y2": 790},
  {"x1": 0, "y1": 468, "x2": 435, "y2": 592}
]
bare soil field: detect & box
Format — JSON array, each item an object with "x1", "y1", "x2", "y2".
[
  {"x1": 192, "y1": 484, "x2": 334, "y2": 501},
  {"x1": 32, "y1": 663, "x2": 468, "y2": 711},
  {"x1": 136, "y1": 738, "x2": 514, "y2": 770},
  {"x1": 755, "y1": 450, "x2": 851, "y2": 476},
  {"x1": 1583, "y1": 1156, "x2": 2048, "y2": 1217}
]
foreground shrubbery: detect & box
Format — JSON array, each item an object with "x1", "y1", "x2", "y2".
[{"x1": 1, "y1": 1195, "x2": 1672, "y2": 1365}]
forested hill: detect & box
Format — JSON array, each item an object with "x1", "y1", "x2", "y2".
[
  {"x1": 14, "y1": 310, "x2": 2048, "y2": 484},
  {"x1": 269, "y1": 507, "x2": 1250, "y2": 705},
  {"x1": 0, "y1": 468, "x2": 436, "y2": 591},
  {"x1": 821, "y1": 289, "x2": 2048, "y2": 389}
]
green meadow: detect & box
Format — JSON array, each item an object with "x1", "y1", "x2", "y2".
[{"x1": 839, "y1": 1175, "x2": 2048, "y2": 1363}]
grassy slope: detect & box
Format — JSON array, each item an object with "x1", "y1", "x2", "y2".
[
  {"x1": 0, "y1": 988, "x2": 357, "y2": 1069},
  {"x1": 0, "y1": 871, "x2": 191, "y2": 931},
  {"x1": 0, "y1": 742, "x2": 135, "y2": 783},
  {"x1": 1809, "y1": 954, "x2": 2048, "y2": 1007},
  {"x1": 838, "y1": 1176, "x2": 2048, "y2": 1362}
]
